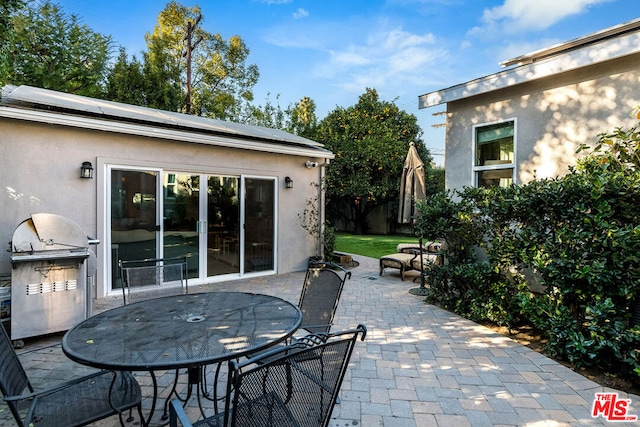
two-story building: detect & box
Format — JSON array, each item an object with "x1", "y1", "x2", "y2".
[{"x1": 419, "y1": 18, "x2": 640, "y2": 190}]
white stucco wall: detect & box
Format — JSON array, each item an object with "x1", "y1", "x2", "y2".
[
  {"x1": 0, "y1": 116, "x2": 325, "y2": 293},
  {"x1": 444, "y1": 52, "x2": 640, "y2": 190}
]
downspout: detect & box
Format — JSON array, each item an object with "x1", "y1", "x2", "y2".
[{"x1": 319, "y1": 159, "x2": 330, "y2": 258}]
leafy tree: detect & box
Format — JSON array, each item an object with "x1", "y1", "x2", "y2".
[
  {"x1": 0, "y1": 0, "x2": 24, "y2": 47},
  {"x1": 0, "y1": 0, "x2": 24, "y2": 80},
  {"x1": 286, "y1": 96, "x2": 318, "y2": 137},
  {"x1": 104, "y1": 48, "x2": 147, "y2": 106},
  {"x1": 1, "y1": 1, "x2": 111, "y2": 97},
  {"x1": 142, "y1": 33, "x2": 183, "y2": 111},
  {"x1": 143, "y1": 1, "x2": 259, "y2": 119},
  {"x1": 245, "y1": 95, "x2": 318, "y2": 137},
  {"x1": 242, "y1": 92, "x2": 286, "y2": 129},
  {"x1": 0, "y1": 0, "x2": 24, "y2": 28},
  {"x1": 314, "y1": 88, "x2": 430, "y2": 234}
]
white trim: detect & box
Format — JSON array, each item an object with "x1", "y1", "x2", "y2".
[
  {"x1": 500, "y1": 17, "x2": 640, "y2": 67},
  {"x1": 241, "y1": 175, "x2": 278, "y2": 277},
  {"x1": 472, "y1": 119, "x2": 517, "y2": 187},
  {"x1": 0, "y1": 106, "x2": 334, "y2": 159},
  {"x1": 99, "y1": 164, "x2": 282, "y2": 294},
  {"x1": 102, "y1": 165, "x2": 162, "y2": 297},
  {"x1": 419, "y1": 30, "x2": 640, "y2": 108}
]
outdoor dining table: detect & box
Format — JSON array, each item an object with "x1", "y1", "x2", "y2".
[{"x1": 61, "y1": 291, "x2": 302, "y2": 425}]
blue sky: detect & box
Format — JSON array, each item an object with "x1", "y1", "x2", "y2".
[{"x1": 53, "y1": 0, "x2": 637, "y2": 165}]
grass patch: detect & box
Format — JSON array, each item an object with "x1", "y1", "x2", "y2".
[{"x1": 335, "y1": 232, "x2": 417, "y2": 259}]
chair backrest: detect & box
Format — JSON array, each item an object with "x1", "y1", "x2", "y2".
[
  {"x1": 298, "y1": 263, "x2": 351, "y2": 334},
  {"x1": 228, "y1": 325, "x2": 367, "y2": 427},
  {"x1": 119, "y1": 256, "x2": 188, "y2": 305},
  {"x1": 0, "y1": 325, "x2": 33, "y2": 424}
]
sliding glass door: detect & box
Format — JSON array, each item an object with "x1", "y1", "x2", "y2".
[
  {"x1": 110, "y1": 169, "x2": 158, "y2": 288},
  {"x1": 244, "y1": 178, "x2": 275, "y2": 273},
  {"x1": 109, "y1": 169, "x2": 274, "y2": 290},
  {"x1": 163, "y1": 173, "x2": 200, "y2": 278},
  {"x1": 206, "y1": 176, "x2": 240, "y2": 277}
]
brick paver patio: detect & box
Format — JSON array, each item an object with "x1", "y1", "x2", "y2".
[{"x1": 2, "y1": 254, "x2": 638, "y2": 426}]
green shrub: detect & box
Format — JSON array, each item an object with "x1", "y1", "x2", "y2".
[
  {"x1": 414, "y1": 118, "x2": 640, "y2": 376},
  {"x1": 414, "y1": 189, "x2": 524, "y2": 328},
  {"x1": 323, "y1": 224, "x2": 336, "y2": 260}
]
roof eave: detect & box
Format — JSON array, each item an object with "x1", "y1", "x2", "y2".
[
  {"x1": 419, "y1": 29, "x2": 640, "y2": 109},
  {"x1": 1, "y1": 84, "x2": 328, "y2": 150},
  {"x1": 499, "y1": 17, "x2": 640, "y2": 68},
  {"x1": 0, "y1": 106, "x2": 335, "y2": 159}
]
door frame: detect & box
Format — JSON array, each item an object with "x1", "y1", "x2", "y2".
[
  {"x1": 97, "y1": 161, "x2": 279, "y2": 297},
  {"x1": 241, "y1": 175, "x2": 278, "y2": 276},
  {"x1": 103, "y1": 164, "x2": 163, "y2": 296}
]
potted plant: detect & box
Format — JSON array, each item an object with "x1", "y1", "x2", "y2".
[{"x1": 299, "y1": 189, "x2": 335, "y2": 266}]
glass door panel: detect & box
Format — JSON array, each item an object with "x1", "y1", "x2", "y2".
[
  {"x1": 207, "y1": 176, "x2": 240, "y2": 277},
  {"x1": 111, "y1": 169, "x2": 158, "y2": 288},
  {"x1": 244, "y1": 178, "x2": 275, "y2": 272},
  {"x1": 163, "y1": 173, "x2": 200, "y2": 278}
]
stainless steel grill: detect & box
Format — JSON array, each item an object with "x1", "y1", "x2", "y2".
[{"x1": 10, "y1": 213, "x2": 93, "y2": 340}]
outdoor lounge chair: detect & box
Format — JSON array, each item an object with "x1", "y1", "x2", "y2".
[
  {"x1": 0, "y1": 324, "x2": 143, "y2": 427},
  {"x1": 379, "y1": 240, "x2": 443, "y2": 280},
  {"x1": 169, "y1": 325, "x2": 367, "y2": 427}
]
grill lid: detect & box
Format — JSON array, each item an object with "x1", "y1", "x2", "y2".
[{"x1": 12, "y1": 213, "x2": 89, "y2": 253}]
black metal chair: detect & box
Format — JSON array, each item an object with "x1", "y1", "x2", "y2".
[
  {"x1": 169, "y1": 325, "x2": 367, "y2": 427},
  {"x1": 202, "y1": 262, "x2": 353, "y2": 416},
  {"x1": 119, "y1": 256, "x2": 188, "y2": 305},
  {"x1": 0, "y1": 325, "x2": 143, "y2": 427},
  {"x1": 119, "y1": 256, "x2": 191, "y2": 420},
  {"x1": 242, "y1": 262, "x2": 351, "y2": 367},
  {"x1": 298, "y1": 262, "x2": 351, "y2": 334}
]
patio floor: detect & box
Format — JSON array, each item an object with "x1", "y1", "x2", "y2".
[{"x1": 2, "y1": 254, "x2": 639, "y2": 426}]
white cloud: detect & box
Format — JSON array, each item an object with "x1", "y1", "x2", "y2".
[
  {"x1": 254, "y1": 0, "x2": 292, "y2": 4},
  {"x1": 317, "y1": 26, "x2": 446, "y2": 97},
  {"x1": 380, "y1": 29, "x2": 436, "y2": 50},
  {"x1": 330, "y1": 50, "x2": 372, "y2": 67},
  {"x1": 480, "y1": 0, "x2": 613, "y2": 32},
  {"x1": 293, "y1": 8, "x2": 308, "y2": 19},
  {"x1": 263, "y1": 21, "x2": 343, "y2": 49},
  {"x1": 261, "y1": 18, "x2": 451, "y2": 110}
]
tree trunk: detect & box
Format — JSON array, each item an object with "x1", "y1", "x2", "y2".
[{"x1": 353, "y1": 205, "x2": 367, "y2": 235}]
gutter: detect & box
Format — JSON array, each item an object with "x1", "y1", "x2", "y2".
[{"x1": 0, "y1": 106, "x2": 334, "y2": 159}]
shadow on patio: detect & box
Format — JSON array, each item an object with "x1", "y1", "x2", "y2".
[{"x1": 1, "y1": 255, "x2": 636, "y2": 426}]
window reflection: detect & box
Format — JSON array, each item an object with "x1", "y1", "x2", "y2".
[{"x1": 207, "y1": 176, "x2": 240, "y2": 276}]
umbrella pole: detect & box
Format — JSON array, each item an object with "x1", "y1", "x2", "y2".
[{"x1": 409, "y1": 237, "x2": 430, "y2": 296}]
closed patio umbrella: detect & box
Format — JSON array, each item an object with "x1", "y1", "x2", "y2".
[{"x1": 397, "y1": 142, "x2": 426, "y2": 224}]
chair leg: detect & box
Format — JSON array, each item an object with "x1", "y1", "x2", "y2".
[
  {"x1": 118, "y1": 403, "x2": 144, "y2": 427},
  {"x1": 215, "y1": 362, "x2": 222, "y2": 411},
  {"x1": 162, "y1": 369, "x2": 182, "y2": 420},
  {"x1": 200, "y1": 366, "x2": 209, "y2": 397},
  {"x1": 137, "y1": 404, "x2": 146, "y2": 427}
]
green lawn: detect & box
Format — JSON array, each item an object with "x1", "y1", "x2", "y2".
[{"x1": 334, "y1": 232, "x2": 418, "y2": 259}]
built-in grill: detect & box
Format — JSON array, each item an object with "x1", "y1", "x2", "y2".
[{"x1": 10, "y1": 213, "x2": 94, "y2": 340}]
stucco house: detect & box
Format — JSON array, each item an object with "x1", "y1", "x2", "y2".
[
  {"x1": 0, "y1": 84, "x2": 333, "y2": 301},
  {"x1": 419, "y1": 18, "x2": 640, "y2": 191}
]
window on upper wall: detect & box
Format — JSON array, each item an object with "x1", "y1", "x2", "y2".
[{"x1": 473, "y1": 120, "x2": 515, "y2": 188}]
